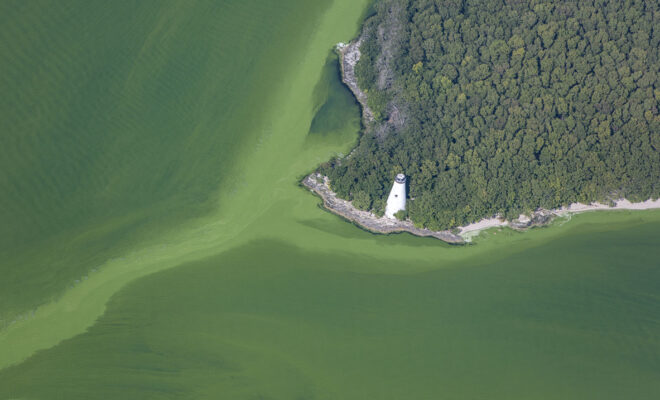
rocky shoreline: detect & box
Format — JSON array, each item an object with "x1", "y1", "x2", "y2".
[
  {"x1": 336, "y1": 38, "x2": 374, "y2": 125},
  {"x1": 302, "y1": 174, "x2": 465, "y2": 243}
]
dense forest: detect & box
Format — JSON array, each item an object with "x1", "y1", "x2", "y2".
[{"x1": 319, "y1": 0, "x2": 660, "y2": 230}]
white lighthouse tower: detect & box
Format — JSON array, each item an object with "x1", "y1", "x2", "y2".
[{"x1": 385, "y1": 174, "x2": 406, "y2": 219}]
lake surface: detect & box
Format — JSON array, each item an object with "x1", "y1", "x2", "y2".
[{"x1": 1, "y1": 1, "x2": 659, "y2": 399}]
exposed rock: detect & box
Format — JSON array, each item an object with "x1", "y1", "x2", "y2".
[
  {"x1": 509, "y1": 211, "x2": 556, "y2": 230},
  {"x1": 337, "y1": 39, "x2": 374, "y2": 125}
]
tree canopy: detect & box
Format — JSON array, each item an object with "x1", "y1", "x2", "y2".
[{"x1": 320, "y1": 0, "x2": 660, "y2": 230}]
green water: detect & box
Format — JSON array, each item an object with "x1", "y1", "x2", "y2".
[{"x1": 1, "y1": 0, "x2": 660, "y2": 398}]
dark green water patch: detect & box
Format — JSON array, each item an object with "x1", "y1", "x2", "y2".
[
  {"x1": 2, "y1": 220, "x2": 660, "y2": 399},
  {"x1": 307, "y1": 52, "x2": 361, "y2": 139}
]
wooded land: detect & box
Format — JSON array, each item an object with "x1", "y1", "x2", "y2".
[{"x1": 320, "y1": 0, "x2": 660, "y2": 230}]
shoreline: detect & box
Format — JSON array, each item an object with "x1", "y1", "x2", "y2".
[{"x1": 460, "y1": 199, "x2": 660, "y2": 238}]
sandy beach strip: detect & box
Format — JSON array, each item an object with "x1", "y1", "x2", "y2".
[{"x1": 458, "y1": 198, "x2": 660, "y2": 237}]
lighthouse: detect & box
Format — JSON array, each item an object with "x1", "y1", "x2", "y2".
[{"x1": 385, "y1": 174, "x2": 406, "y2": 219}]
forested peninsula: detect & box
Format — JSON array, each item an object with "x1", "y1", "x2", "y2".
[{"x1": 319, "y1": 0, "x2": 660, "y2": 231}]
